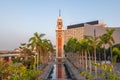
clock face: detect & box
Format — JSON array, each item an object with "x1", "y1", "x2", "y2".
[
  {"x1": 59, "y1": 22, "x2": 61, "y2": 25},
  {"x1": 58, "y1": 35, "x2": 61, "y2": 37},
  {"x1": 58, "y1": 22, "x2": 62, "y2": 29}
]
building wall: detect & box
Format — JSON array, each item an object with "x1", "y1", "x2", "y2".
[
  {"x1": 84, "y1": 24, "x2": 106, "y2": 37},
  {"x1": 64, "y1": 22, "x2": 120, "y2": 45},
  {"x1": 64, "y1": 27, "x2": 84, "y2": 44},
  {"x1": 111, "y1": 28, "x2": 120, "y2": 44}
]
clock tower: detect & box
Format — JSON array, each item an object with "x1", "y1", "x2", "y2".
[{"x1": 56, "y1": 11, "x2": 64, "y2": 59}]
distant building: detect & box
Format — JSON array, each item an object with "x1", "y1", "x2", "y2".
[{"x1": 64, "y1": 20, "x2": 120, "y2": 45}]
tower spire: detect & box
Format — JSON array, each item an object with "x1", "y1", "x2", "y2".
[{"x1": 59, "y1": 9, "x2": 61, "y2": 17}]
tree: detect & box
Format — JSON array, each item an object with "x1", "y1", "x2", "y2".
[
  {"x1": 64, "y1": 38, "x2": 78, "y2": 61},
  {"x1": 75, "y1": 41, "x2": 82, "y2": 71},
  {"x1": 105, "y1": 28, "x2": 115, "y2": 63},
  {"x1": 79, "y1": 39, "x2": 89, "y2": 72},
  {"x1": 28, "y1": 32, "x2": 45, "y2": 64},
  {"x1": 84, "y1": 35, "x2": 100, "y2": 78},
  {"x1": 79, "y1": 40, "x2": 85, "y2": 70},
  {"x1": 19, "y1": 43, "x2": 34, "y2": 60},
  {"x1": 100, "y1": 34, "x2": 108, "y2": 64},
  {"x1": 112, "y1": 47, "x2": 120, "y2": 64},
  {"x1": 100, "y1": 28, "x2": 115, "y2": 64},
  {"x1": 84, "y1": 36, "x2": 95, "y2": 74},
  {"x1": 42, "y1": 39, "x2": 54, "y2": 63}
]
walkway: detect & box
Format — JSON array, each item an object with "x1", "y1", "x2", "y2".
[
  {"x1": 39, "y1": 62, "x2": 53, "y2": 80},
  {"x1": 64, "y1": 58, "x2": 85, "y2": 80}
]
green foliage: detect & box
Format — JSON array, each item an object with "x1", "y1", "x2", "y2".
[
  {"x1": 64, "y1": 38, "x2": 78, "y2": 53},
  {"x1": 91, "y1": 62, "x2": 120, "y2": 80},
  {"x1": 81, "y1": 71, "x2": 86, "y2": 76},
  {"x1": 0, "y1": 60, "x2": 41, "y2": 80},
  {"x1": 101, "y1": 64, "x2": 113, "y2": 72},
  {"x1": 91, "y1": 61, "x2": 100, "y2": 67},
  {"x1": 113, "y1": 44, "x2": 120, "y2": 49},
  {"x1": 11, "y1": 57, "x2": 21, "y2": 63},
  {"x1": 80, "y1": 61, "x2": 120, "y2": 80},
  {"x1": 112, "y1": 47, "x2": 120, "y2": 64},
  {"x1": 81, "y1": 71, "x2": 94, "y2": 79}
]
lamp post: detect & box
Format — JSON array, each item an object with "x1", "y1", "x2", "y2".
[
  {"x1": 33, "y1": 55, "x2": 36, "y2": 70},
  {"x1": 35, "y1": 52, "x2": 38, "y2": 70},
  {"x1": 33, "y1": 50, "x2": 38, "y2": 70}
]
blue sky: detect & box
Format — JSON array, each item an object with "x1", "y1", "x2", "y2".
[{"x1": 0, "y1": 0, "x2": 120, "y2": 50}]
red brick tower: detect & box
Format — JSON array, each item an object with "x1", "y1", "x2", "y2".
[{"x1": 56, "y1": 11, "x2": 64, "y2": 59}]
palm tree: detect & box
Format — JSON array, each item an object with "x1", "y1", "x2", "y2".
[
  {"x1": 75, "y1": 41, "x2": 82, "y2": 71},
  {"x1": 19, "y1": 43, "x2": 34, "y2": 60},
  {"x1": 79, "y1": 39, "x2": 89, "y2": 72},
  {"x1": 65, "y1": 38, "x2": 78, "y2": 63},
  {"x1": 84, "y1": 39, "x2": 89, "y2": 72},
  {"x1": 84, "y1": 36, "x2": 94, "y2": 74},
  {"x1": 105, "y1": 28, "x2": 115, "y2": 63},
  {"x1": 84, "y1": 35, "x2": 100, "y2": 78},
  {"x1": 28, "y1": 32, "x2": 45, "y2": 64},
  {"x1": 42, "y1": 39, "x2": 54, "y2": 63},
  {"x1": 99, "y1": 34, "x2": 107, "y2": 63},
  {"x1": 19, "y1": 43, "x2": 35, "y2": 69},
  {"x1": 100, "y1": 28, "x2": 115, "y2": 64},
  {"x1": 79, "y1": 40, "x2": 84, "y2": 70}
]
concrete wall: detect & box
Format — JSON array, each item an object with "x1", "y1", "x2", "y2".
[
  {"x1": 64, "y1": 27, "x2": 84, "y2": 44},
  {"x1": 84, "y1": 24, "x2": 106, "y2": 37},
  {"x1": 64, "y1": 23, "x2": 120, "y2": 45},
  {"x1": 111, "y1": 27, "x2": 120, "y2": 44}
]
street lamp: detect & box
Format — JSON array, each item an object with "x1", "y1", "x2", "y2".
[
  {"x1": 35, "y1": 52, "x2": 38, "y2": 70},
  {"x1": 33, "y1": 50, "x2": 38, "y2": 70},
  {"x1": 33, "y1": 55, "x2": 36, "y2": 70}
]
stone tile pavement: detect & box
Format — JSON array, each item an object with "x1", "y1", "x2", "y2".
[
  {"x1": 39, "y1": 62, "x2": 53, "y2": 80},
  {"x1": 64, "y1": 58, "x2": 85, "y2": 80}
]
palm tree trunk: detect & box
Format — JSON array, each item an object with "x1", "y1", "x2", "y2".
[
  {"x1": 99, "y1": 49, "x2": 101, "y2": 62},
  {"x1": 79, "y1": 53, "x2": 81, "y2": 71},
  {"x1": 104, "y1": 46, "x2": 106, "y2": 64},
  {"x1": 94, "y1": 47, "x2": 97, "y2": 78},
  {"x1": 85, "y1": 51, "x2": 88, "y2": 72},
  {"x1": 82, "y1": 51, "x2": 84, "y2": 70},
  {"x1": 47, "y1": 53, "x2": 49, "y2": 63},
  {"x1": 92, "y1": 52, "x2": 94, "y2": 62},
  {"x1": 39, "y1": 52, "x2": 41, "y2": 64},
  {"x1": 110, "y1": 46, "x2": 112, "y2": 63},
  {"x1": 110, "y1": 45, "x2": 115, "y2": 72},
  {"x1": 98, "y1": 49, "x2": 101, "y2": 74},
  {"x1": 91, "y1": 51, "x2": 94, "y2": 72},
  {"x1": 37, "y1": 52, "x2": 39, "y2": 70},
  {"x1": 89, "y1": 52, "x2": 92, "y2": 74}
]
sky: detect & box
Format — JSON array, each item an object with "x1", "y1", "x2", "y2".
[{"x1": 0, "y1": 0, "x2": 120, "y2": 50}]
